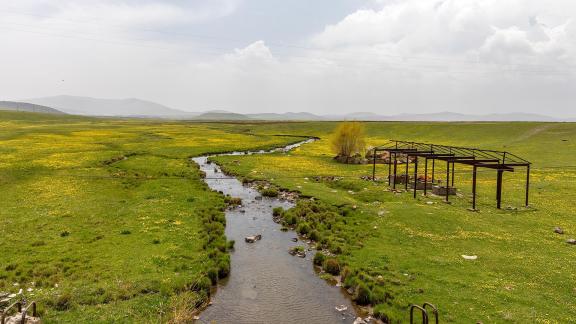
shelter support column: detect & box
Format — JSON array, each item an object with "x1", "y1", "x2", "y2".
[
  {"x1": 525, "y1": 165, "x2": 530, "y2": 207},
  {"x1": 496, "y1": 169, "x2": 504, "y2": 209},
  {"x1": 372, "y1": 149, "x2": 377, "y2": 181},
  {"x1": 424, "y1": 158, "x2": 428, "y2": 196},
  {"x1": 472, "y1": 165, "x2": 477, "y2": 210},
  {"x1": 413, "y1": 157, "x2": 418, "y2": 198},
  {"x1": 393, "y1": 153, "x2": 398, "y2": 190},
  {"x1": 445, "y1": 160, "x2": 450, "y2": 202}
]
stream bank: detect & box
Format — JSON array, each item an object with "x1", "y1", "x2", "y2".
[{"x1": 192, "y1": 139, "x2": 365, "y2": 324}]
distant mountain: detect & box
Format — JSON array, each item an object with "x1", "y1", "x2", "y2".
[
  {"x1": 0, "y1": 101, "x2": 65, "y2": 114},
  {"x1": 383, "y1": 112, "x2": 557, "y2": 122},
  {"x1": 327, "y1": 111, "x2": 560, "y2": 122},
  {"x1": 25, "y1": 95, "x2": 195, "y2": 117},
  {"x1": 247, "y1": 112, "x2": 323, "y2": 121},
  {"x1": 194, "y1": 112, "x2": 252, "y2": 120},
  {"x1": 13, "y1": 95, "x2": 568, "y2": 121}
]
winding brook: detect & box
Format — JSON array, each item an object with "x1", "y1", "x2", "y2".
[{"x1": 192, "y1": 139, "x2": 359, "y2": 324}]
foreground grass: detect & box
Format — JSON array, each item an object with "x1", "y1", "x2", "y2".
[
  {"x1": 0, "y1": 111, "x2": 299, "y2": 322},
  {"x1": 213, "y1": 121, "x2": 576, "y2": 323}
]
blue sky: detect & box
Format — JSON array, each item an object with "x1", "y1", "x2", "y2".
[{"x1": 1, "y1": 0, "x2": 576, "y2": 117}]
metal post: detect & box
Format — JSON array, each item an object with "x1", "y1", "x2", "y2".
[
  {"x1": 525, "y1": 165, "x2": 530, "y2": 207},
  {"x1": 451, "y1": 162, "x2": 455, "y2": 187},
  {"x1": 424, "y1": 158, "x2": 428, "y2": 196},
  {"x1": 413, "y1": 157, "x2": 418, "y2": 198},
  {"x1": 405, "y1": 154, "x2": 409, "y2": 191},
  {"x1": 496, "y1": 169, "x2": 503, "y2": 209},
  {"x1": 372, "y1": 148, "x2": 377, "y2": 181},
  {"x1": 472, "y1": 165, "x2": 477, "y2": 210},
  {"x1": 388, "y1": 152, "x2": 392, "y2": 186},
  {"x1": 431, "y1": 159, "x2": 435, "y2": 183},
  {"x1": 393, "y1": 153, "x2": 398, "y2": 190},
  {"x1": 445, "y1": 160, "x2": 450, "y2": 202}
]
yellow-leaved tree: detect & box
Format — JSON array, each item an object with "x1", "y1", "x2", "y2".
[{"x1": 331, "y1": 121, "x2": 366, "y2": 163}]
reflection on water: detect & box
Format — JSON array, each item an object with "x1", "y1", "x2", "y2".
[{"x1": 192, "y1": 139, "x2": 358, "y2": 324}]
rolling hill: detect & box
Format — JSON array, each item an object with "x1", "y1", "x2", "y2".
[
  {"x1": 0, "y1": 101, "x2": 65, "y2": 114},
  {"x1": 26, "y1": 96, "x2": 195, "y2": 117}
]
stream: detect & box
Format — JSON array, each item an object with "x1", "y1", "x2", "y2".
[{"x1": 192, "y1": 139, "x2": 360, "y2": 324}]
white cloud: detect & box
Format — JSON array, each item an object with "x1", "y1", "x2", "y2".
[
  {"x1": 312, "y1": 0, "x2": 576, "y2": 65},
  {"x1": 1, "y1": 0, "x2": 576, "y2": 117},
  {"x1": 1, "y1": 0, "x2": 242, "y2": 27}
]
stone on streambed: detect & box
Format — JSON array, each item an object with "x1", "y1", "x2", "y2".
[
  {"x1": 353, "y1": 317, "x2": 367, "y2": 324},
  {"x1": 245, "y1": 235, "x2": 262, "y2": 243}
]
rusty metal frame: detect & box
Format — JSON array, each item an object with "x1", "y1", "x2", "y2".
[{"x1": 372, "y1": 140, "x2": 531, "y2": 210}]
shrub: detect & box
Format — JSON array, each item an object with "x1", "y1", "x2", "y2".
[
  {"x1": 152, "y1": 238, "x2": 161, "y2": 244},
  {"x1": 197, "y1": 277, "x2": 212, "y2": 294},
  {"x1": 283, "y1": 214, "x2": 297, "y2": 226},
  {"x1": 54, "y1": 292, "x2": 73, "y2": 311},
  {"x1": 120, "y1": 229, "x2": 131, "y2": 235},
  {"x1": 207, "y1": 268, "x2": 219, "y2": 285},
  {"x1": 261, "y1": 188, "x2": 279, "y2": 197},
  {"x1": 60, "y1": 231, "x2": 70, "y2": 237},
  {"x1": 309, "y1": 230, "x2": 320, "y2": 242},
  {"x1": 341, "y1": 266, "x2": 352, "y2": 282},
  {"x1": 324, "y1": 258, "x2": 340, "y2": 275},
  {"x1": 355, "y1": 282, "x2": 373, "y2": 305},
  {"x1": 227, "y1": 240, "x2": 235, "y2": 250},
  {"x1": 272, "y1": 207, "x2": 284, "y2": 217},
  {"x1": 217, "y1": 256, "x2": 231, "y2": 279},
  {"x1": 330, "y1": 121, "x2": 366, "y2": 159},
  {"x1": 343, "y1": 274, "x2": 357, "y2": 289},
  {"x1": 313, "y1": 252, "x2": 326, "y2": 266},
  {"x1": 373, "y1": 304, "x2": 390, "y2": 322},
  {"x1": 330, "y1": 244, "x2": 343, "y2": 255},
  {"x1": 297, "y1": 222, "x2": 311, "y2": 235},
  {"x1": 225, "y1": 196, "x2": 242, "y2": 206}
]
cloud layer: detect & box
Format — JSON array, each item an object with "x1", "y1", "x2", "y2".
[{"x1": 1, "y1": 0, "x2": 575, "y2": 116}]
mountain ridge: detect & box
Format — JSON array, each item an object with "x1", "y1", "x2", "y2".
[{"x1": 13, "y1": 95, "x2": 573, "y2": 121}]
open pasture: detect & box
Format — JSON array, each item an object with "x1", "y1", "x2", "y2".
[
  {"x1": 1, "y1": 112, "x2": 575, "y2": 323},
  {"x1": 0, "y1": 111, "x2": 298, "y2": 322},
  {"x1": 214, "y1": 121, "x2": 576, "y2": 323}
]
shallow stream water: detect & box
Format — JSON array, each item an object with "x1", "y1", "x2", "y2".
[{"x1": 192, "y1": 139, "x2": 359, "y2": 324}]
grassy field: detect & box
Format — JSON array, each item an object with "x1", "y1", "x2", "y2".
[
  {"x1": 213, "y1": 121, "x2": 576, "y2": 323},
  {"x1": 2, "y1": 112, "x2": 575, "y2": 323},
  {"x1": 0, "y1": 111, "x2": 300, "y2": 322}
]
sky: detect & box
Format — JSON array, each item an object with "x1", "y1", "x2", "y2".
[{"x1": 1, "y1": 0, "x2": 576, "y2": 117}]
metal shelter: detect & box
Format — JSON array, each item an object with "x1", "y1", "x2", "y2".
[{"x1": 371, "y1": 140, "x2": 531, "y2": 210}]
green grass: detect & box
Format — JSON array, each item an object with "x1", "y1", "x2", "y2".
[
  {"x1": 0, "y1": 111, "x2": 300, "y2": 322},
  {"x1": 2, "y1": 111, "x2": 575, "y2": 322},
  {"x1": 213, "y1": 121, "x2": 576, "y2": 323}
]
